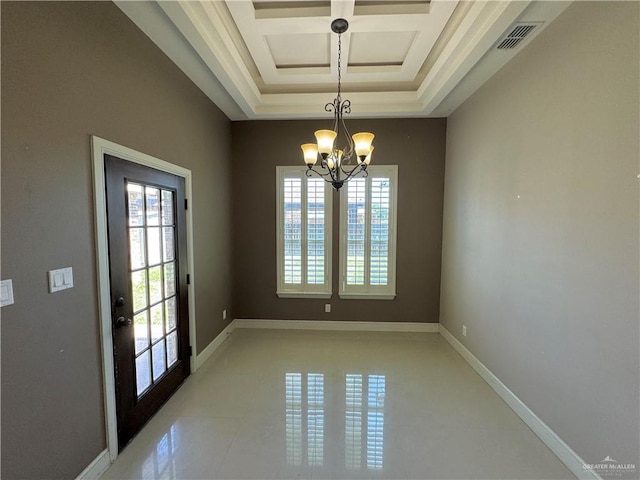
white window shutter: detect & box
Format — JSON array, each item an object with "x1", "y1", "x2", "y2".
[{"x1": 339, "y1": 166, "x2": 398, "y2": 300}]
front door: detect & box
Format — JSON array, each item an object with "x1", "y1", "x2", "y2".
[{"x1": 104, "y1": 155, "x2": 190, "y2": 450}]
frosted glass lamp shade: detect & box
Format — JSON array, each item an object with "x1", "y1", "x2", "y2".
[
  {"x1": 314, "y1": 130, "x2": 337, "y2": 156},
  {"x1": 352, "y1": 132, "x2": 375, "y2": 158},
  {"x1": 326, "y1": 156, "x2": 334, "y2": 169},
  {"x1": 362, "y1": 146, "x2": 374, "y2": 165},
  {"x1": 301, "y1": 143, "x2": 318, "y2": 166}
]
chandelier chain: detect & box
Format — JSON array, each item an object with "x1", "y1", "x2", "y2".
[{"x1": 337, "y1": 32, "x2": 342, "y2": 101}]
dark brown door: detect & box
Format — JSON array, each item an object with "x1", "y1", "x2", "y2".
[{"x1": 105, "y1": 155, "x2": 190, "y2": 450}]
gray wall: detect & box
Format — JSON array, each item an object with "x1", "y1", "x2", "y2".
[
  {"x1": 1, "y1": 2, "x2": 233, "y2": 478},
  {"x1": 441, "y1": 1, "x2": 639, "y2": 473},
  {"x1": 232, "y1": 118, "x2": 446, "y2": 322}
]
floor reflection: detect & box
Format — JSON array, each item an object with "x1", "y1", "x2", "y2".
[
  {"x1": 285, "y1": 372, "x2": 385, "y2": 471},
  {"x1": 285, "y1": 372, "x2": 325, "y2": 467},
  {"x1": 346, "y1": 374, "x2": 386, "y2": 470},
  {"x1": 139, "y1": 424, "x2": 178, "y2": 479}
]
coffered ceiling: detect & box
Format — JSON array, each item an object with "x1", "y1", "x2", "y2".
[{"x1": 116, "y1": 1, "x2": 571, "y2": 120}]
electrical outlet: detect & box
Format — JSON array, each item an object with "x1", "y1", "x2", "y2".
[
  {"x1": 462, "y1": 325, "x2": 467, "y2": 336},
  {"x1": 223, "y1": 309, "x2": 227, "y2": 321},
  {"x1": 325, "y1": 304, "x2": 331, "y2": 313}
]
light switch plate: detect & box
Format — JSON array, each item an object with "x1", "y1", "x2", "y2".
[
  {"x1": 1, "y1": 279, "x2": 15, "y2": 307},
  {"x1": 49, "y1": 267, "x2": 74, "y2": 293}
]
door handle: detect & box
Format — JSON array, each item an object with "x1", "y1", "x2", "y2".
[{"x1": 115, "y1": 316, "x2": 132, "y2": 328}]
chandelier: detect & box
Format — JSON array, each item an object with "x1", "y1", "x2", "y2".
[{"x1": 300, "y1": 18, "x2": 375, "y2": 191}]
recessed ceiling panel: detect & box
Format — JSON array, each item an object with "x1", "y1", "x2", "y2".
[
  {"x1": 349, "y1": 31, "x2": 416, "y2": 66},
  {"x1": 354, "y1": 0, "x2": 430, "y2": 16},
  {"x1": 266, "y1": 33, "x2": 330, "y2": 68},
  {"x1": 253, "y1": 1, "x2": 331, "y2": 19},
  {"x1": 120, "y1": 0, "x2": 572, "y2": 119}
]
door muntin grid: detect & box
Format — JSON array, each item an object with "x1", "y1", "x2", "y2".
[{"x1": 127, "y1": 182, "x2": 180, "y2": 398}]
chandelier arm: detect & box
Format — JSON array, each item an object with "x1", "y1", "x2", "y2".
[
  {"x1": 339, "y1": 100, "x2": 354, "y2": 161},
  {"x1": 340, "y1": 162, "x2": 367, "y2": 178},
  {"x1": 341, "y1": 167, "x2": 368, "y2": 186},
  {"x1": 305, "y1": 167, "x2": 332, "y2": 179}
]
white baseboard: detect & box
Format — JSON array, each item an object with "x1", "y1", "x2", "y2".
[
  {"x1": 233, "y1": 319, "x2": 439, "y2": 332},
  {"x1": 75, "y1": 449, "x2": 111, "y2": 480},
  {"x1": 438, "y1": 325, "x2": 600, "y2": 480},
  {"x1": 195, "y1": 321, "x2": 236, "y2": 369}
]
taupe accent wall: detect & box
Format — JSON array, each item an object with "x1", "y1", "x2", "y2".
[
  {"x1": 231, "y1": 119, "x2": 446, "y2": 322},
  {"x1": 441, "y1": 1, "x2": 639, "y2": 474},
  {"x1": 1, "y1": 2, "x2": 233, "y2": 478}
]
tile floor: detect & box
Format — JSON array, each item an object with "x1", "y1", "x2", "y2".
[{"x1": 101, "y1": 328, "x2": 575, "y2": 479}]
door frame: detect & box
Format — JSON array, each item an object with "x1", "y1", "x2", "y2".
[{"x1": 91, "y1": 136, "x2": 198, "y2": 462}]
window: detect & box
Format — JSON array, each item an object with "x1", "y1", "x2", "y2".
[
  {"x1": 339, "y1": 165, "x2": 397, "y2": 299},
  {"x1": 276, "y1": 167, "x2": 332, "y2": 298}
]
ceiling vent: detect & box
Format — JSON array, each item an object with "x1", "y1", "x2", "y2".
[{"x1": 496, "y1": 22, "x2": 543, "y2": 50}]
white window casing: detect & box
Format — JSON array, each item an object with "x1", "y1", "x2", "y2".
[
  {"x1": 276, "y1": 166, "x2": 333, "y2": 298},
  {"x1": 339, "y1": 165, "x2": 398, "y2": 300}
]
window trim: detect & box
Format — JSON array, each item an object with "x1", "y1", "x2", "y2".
[
  {"x1": 338, "y1": 165, "x2": 398, "y2": 300},
  {"x1": 276, "y1": 166, "x2": 333, "y2": 298}
]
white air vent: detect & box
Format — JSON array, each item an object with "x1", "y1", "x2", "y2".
[{"x1": 496, "y1": 22, "x2": 543, "y2": 50}]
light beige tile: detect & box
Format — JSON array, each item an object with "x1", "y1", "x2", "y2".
[
  {"x1": 101, "y1": 416, "x2": 239, "y2": 479},
  {"x1": 101, "y1": 329, "x2": 575, "y2": 480},
  {"x1": 399, "y1": 425, "x2": 574, "y2": 479}
]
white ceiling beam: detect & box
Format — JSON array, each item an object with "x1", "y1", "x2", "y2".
[
  {"x1": 256, "y1": 90, "x2": 422, "y2": 119},
  {"x1": 331, "y1": 0, "x2": 355, "y2": 21}
]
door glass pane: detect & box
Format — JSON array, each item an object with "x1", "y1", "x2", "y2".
[
  {"x1": 134, "y1": 311, "x2": 149, "y2": 355},
  {"x1": 147, "y1": 227, "x2": 162, "y2": 266},
  {"x1": 152, "y1": 341, "x2": 166, "y2": 381},
  {"x1": 131, "y1": 270, "x2": 147, "y2": 312},
  {"x1": 165, "y1": 297, "x2": 177, "y2": 332},
  {"x1": 129, "y1": 228, "x2": 146, "y2": 270},
  {"x1": 148, "y1": 266, "x2": 162, "y2": 304},
  {"x1": 167, "y1": 331, "x2": 178, "y2": 367},
  {"x1": 164, "y1": 262, "x2": 175, "y2": 298},
  {"x1": 128, "y1": 183, "x2": 144, "y2": 227},
  {"x1": 283, "y1": 178, "x2": 302, "y2": 284},
  {"x1": 162, "y1": 190, "x2": 174, "y2": 225},
  {"x1": 150, "y1": 303, "x2": 164, "y2": 342},
  {"x1": 112, "y1": 162, "x2": 187, "y2": 414},
  {"x1": 163, "y1": 228, "x2": 174, "y2": 262},
  {"x1": 146, "y1": 187, "x2": 160, "y2": 226},
  {"x1": 136, "y1": 351, "x2": 151, "y2": 395}
]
